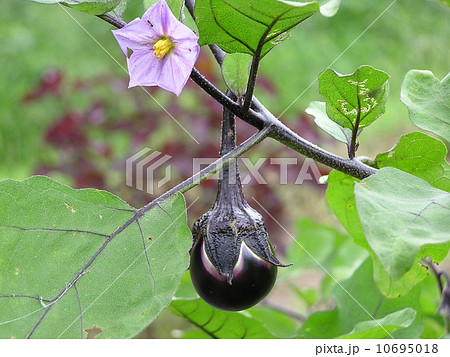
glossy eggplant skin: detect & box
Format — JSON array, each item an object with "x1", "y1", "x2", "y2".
[
  {"x1": 190, "y1": 237, "x2": 277, "y2": 311},
  {"x1": 189, "y1": 96, "x2": 285, "y2": 311}
]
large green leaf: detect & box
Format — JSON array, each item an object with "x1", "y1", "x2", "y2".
[
  {"x1": 319, "y1": 65, "x2": 390, "y2": 130},
  {"x1": 401, "y1": 70, "x2": 450, "y2": 142},
  {"x1": 195, "y1": 0, "x2": 320, "y2": 57},
  {"x1": 376, "y1": 132, "x2": 450, "y2": 192},
  {"x1": 169, "y1": 298, "x2": 276, "y2": 338},
  {"x1": 326, "y1": 171, "x2": 445, "y2": 298},
  {"x1": 299, "y1": 259, "x2": 421, "y2": 339},
  {"x1": 355, "y1": 168, "x2": 450, "y2": 281},
  {"x1": 23, "y1": 0, "x2": 120, "y2": 15},
  {"x1": 0, "y1": 176, "x2": 191, "y2": 338}
]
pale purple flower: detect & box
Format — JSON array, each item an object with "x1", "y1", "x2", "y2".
[{"x1": 112, "y1": 0, "x2": 200, "y2": 96}]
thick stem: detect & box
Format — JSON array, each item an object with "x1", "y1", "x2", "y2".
[
  {"x1": 216, "y1": 92, "x2": 246, "y2": 207},
  {"x1": 137, "y1": 126, "x2": 270, "y2": 216}
]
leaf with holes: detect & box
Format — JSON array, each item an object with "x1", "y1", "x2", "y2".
[
  {"x1": 299, "y1": 259, "x2": 421, "y2": 338},
  {"x1": 169, "y1": 298, "x2": 276, "y2": 338},
  {"x1": 195, "y1": 0, "x2": 324, "y2": 57},
  {"x1": 376, "y1": 132, "x2": 450, "y2": 192},
  {"x1": 319, "y1": 65, "x2": 389, "y2": 130},
  {"x1": 23, "y1": 0, "x2": 120, "y2": 15},
  {"x1": 0, "y1": 176, "x2": 191, "y2": 338},
  {"x1": 355, "y1": 168, "x2": 450, "y2": 281},
  {"x1": 400, "y1": 70, "x2": 450, "y2": 142}
]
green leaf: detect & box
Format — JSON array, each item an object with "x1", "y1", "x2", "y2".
[
  {"x1": 439, "y1": 0, "x2": 450, "y2": 7},
  {"x1": 326, "y1": 171, "x2": 367, "y2": 249},
  {"x1": 338, "y1": 308, "x2": 416, "y2": 339},
  {"x1": 169, "y1": 298, "x2": 276, "y2": 338},
  {"x1": 400, "y1": 70, "x2": 450, "y2": 142},
  {"x1": 284, "y1": 218, "x2": 366, "y2": 281},
  {"x1": 326, "y1": 170, "x2": 441, "y2": 298},
  {"x1": 248, "y1": 306, "x2": 299, "y2": 338},
  {"x1": 299, "y1": 259, "x2": 421, "y2": 339},
  {"x1": 376, "y1": 132, "x2": 450, "y2": 192},
  {"x1": 291, "y1": 287, "x2": 317, "y2": 307},
  {"x1": 319, "y1": 65, "x2": 390, "y2": 130},
  {"x1": 23, "y1": 0, "x2": 120, "y2": 15},
  {"x1": 0, "y1": 176, "x2": 192, "y2": 338},
  {"x1": 144, "y1": 0, "x2": 184, "y2": 19},
  {"x1": 108, "y1": 0, "x2": 131, "y2": 19},
  {"x1": 355, "y1": 167, "x2": 450, "y2": 281},
  {"x1": 306, "y1": 101, "x2": 352, "y2": 143},
  {"x1": 221, "y1": 53, "x2": 252, "y2": 97},
  {"x1": 195, "y1": 0, "x2": 320, "y2": 57}
]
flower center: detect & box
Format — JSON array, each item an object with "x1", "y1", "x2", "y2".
[{"x1": 153, "y1": 37, "x2": 174, "y2": 59}]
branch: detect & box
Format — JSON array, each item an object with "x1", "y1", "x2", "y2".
[
  {"x1": 190, "y1": 69, "x2": 376, "y2": 179},
  {"x1": 137, "y1": 126, "x2": 271, "y2": 216},
  {"x1": 98, "y1": 4, "x2": 377, "y2": 180}
]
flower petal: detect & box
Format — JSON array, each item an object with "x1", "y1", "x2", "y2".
[
  {"x1": 142, "y1": 0, "x2": 172, "y2": 36},
  {"x1": 112, "y1": 18, "x2": 157, "y2": 56},
  {"x1": 157, "y1": 47, "x2": 200, "y2": 96},
  {"x1": 127, "y1": 49, "x2": 165, "y2": 88},
  {"x1": 115, "y1": 0, "x2": 200, "y2": 96},
  {"x1": 167, "y1": 19, "x2": 199, "y2": 44}
]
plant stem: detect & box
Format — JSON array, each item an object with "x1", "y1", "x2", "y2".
[
  {"x1": 260, "y1": 300, "x2": 307, "y2": 322},
  {"x1": 423, "y1": 257, "x2": 444, "y2": 293},
  {"x1": 98, "y1": 6, "x2": 377, "y2": 180},
  {"x1": 215, "y1": 91, "x2": 246, "y2": 207},
  {"x1": 137, "y1": 126, "x2": 271, "y2": 216},
  {"x1": 348, "y1": 92, "x2": 362, "y2": 159},
  {"x1": 242, "y1": 55, "x2": 260, "y2": 112},
  {"x1": 190, "y1": 69, "x2": 377, "y2": 179}
]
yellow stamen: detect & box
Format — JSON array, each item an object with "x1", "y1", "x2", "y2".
[{"x1": 153, "y1": 37, "x2": 174, "y2": 59}]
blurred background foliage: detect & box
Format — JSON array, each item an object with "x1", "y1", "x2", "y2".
[{"x1": 0, "y1": 0, "x2": 449, "y2": 338}]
